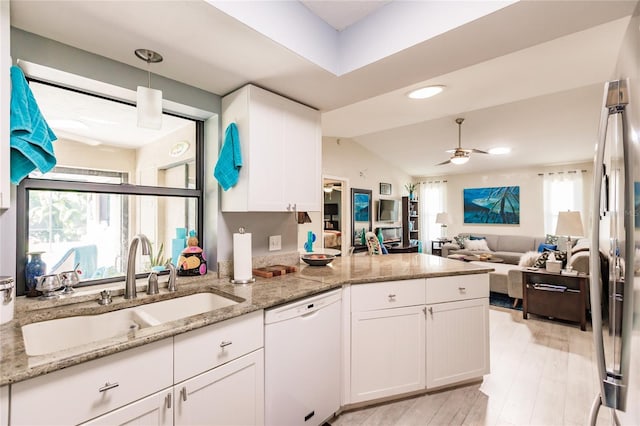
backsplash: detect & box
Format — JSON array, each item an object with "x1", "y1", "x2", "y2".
[{"x1": 217, "y1": 251, "x2": 300, "y2": 278}]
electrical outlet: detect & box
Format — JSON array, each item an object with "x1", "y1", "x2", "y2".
[{"x1": 269, "y1": 235, "x2": 282, "y2": 251}]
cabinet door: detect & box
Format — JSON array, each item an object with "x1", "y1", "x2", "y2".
[
  {"x1": 80, "y1": 390, "x2": 172, "y2": 426},
  {"x1": 426, "y1": 298, "x2": 490, "y2": 389},
  {"x1": 282, "y1": 99, "x2": 321, "y2": 212},
  {"x1": 175, "y1": 349, "x2": 264, "y2": 426},
  {"x1": 351, "y1": 306, "x2": 425, "y2": 403}
]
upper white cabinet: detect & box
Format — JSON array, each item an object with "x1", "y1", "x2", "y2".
[
  {"x1": 221, "y1": 84, "x2": 321, "y2": 212},
  {"x1": 1, "y1": 0, "x2": 11, "y2": 209}
]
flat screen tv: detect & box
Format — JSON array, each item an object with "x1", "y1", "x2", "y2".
[
  {"x1": 377, "y1": 199, "x2": 399, "y2": 221},
  {"x1": 324, "y1": 203, "x2": 339, "y2": 216}
]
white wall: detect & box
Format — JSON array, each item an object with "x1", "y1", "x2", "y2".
[{"x1": 425, "y1": 161, "x2": 593, "y2": 238}]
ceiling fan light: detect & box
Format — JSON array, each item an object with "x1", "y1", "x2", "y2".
[
  {"x1": 407, "y1": 85, "x2": 445, "y2": 99},
  {"x1": 450, "y1": 156, "x2": 469, "y2": 165},
  {"x1": 323, "y1": 185, "x2": 333, "y2": 193}
]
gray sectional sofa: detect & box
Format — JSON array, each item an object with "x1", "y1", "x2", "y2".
[
  {"x1": 441, "y1": 233, "x2": 547, "y2": 265},
  {"x1": 442, "y1": 233, "x2": 592, "y2": 305}
]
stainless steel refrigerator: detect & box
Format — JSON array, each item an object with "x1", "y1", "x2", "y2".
[{"x1": 589, "y1": 3, "x2": 640, "y2": 425}]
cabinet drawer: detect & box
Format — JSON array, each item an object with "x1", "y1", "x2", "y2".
[
  {"x1": 351, "y1": 279, "x2": 425, "y2": 312},
  {"x1": 426, "y1": 274, "x2": 489, "y2": 304},
  {"x1": 174, "y1": 309, "x2": 263, "y2": 383},
  {"x1": 11, "y1": 338, "x2": 173, "y2": 426}
]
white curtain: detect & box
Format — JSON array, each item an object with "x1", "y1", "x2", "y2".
[
  {"x1": 542, "y1": 171, "x2": 584, "y2": 235},
  {"x1": 419, "y1": 180, "x2": 447, "y2": 253}
]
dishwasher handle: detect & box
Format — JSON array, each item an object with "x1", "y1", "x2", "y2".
[{"x1": 264, "y1": 289, "x2": 342, "y2": 324}]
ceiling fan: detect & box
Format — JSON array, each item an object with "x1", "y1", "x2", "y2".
[{"x1": 436, "y1": 118, "x2": 488, "y2": 165}]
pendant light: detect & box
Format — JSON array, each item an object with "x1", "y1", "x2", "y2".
[{"x1": 135, "y1": 48, "x2": 163, "y2": 129}]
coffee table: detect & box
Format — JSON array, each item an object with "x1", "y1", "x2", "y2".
[{"x1": 447, "y1": 254, "x2": 504, "y2": 263}]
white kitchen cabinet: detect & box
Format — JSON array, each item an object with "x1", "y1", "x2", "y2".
[
  {"x1": 174, "y1": 349, "x2": 264, "y2": 426},
  {"x1": 0, "y1": 0, "x2": 11, "y2": 209},
  {"x1": 350, "y1": 305, "x2": 425, "y2": 403},
  {"x1": 221, "y1": 84, "x2": 321, "y2": 212},
  {"x1": 11, "y1": 338, "x2": 173, "y2": 426},
  {"x1": 425, "y1": 274, "x2": 490, "y2": 390},
  {"x1": 80, "y1": 389, "x2": 172, "y2": 426}
]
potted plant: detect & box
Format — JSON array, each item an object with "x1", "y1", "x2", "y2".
[
  {"x1": 405, "y1": 183, "x2": 417, "y2": 200},
  {"x1": 148, "y1": 242, "x2": 168, "y2": 272}
]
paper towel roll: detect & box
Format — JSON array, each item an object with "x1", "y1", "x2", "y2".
[{"x1": 233, "y1": 232, "x2": 252, "y2": 281}]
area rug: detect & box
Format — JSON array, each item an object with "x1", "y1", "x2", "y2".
[{"x1": 489, "y1": 291, "x2": 522, "y2": 311}]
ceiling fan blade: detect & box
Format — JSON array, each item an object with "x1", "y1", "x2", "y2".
[
  {"x1": 436, "y1": 159, "x2": 452, "y2": 165},
  {"x1": 471, "y1": 148, "x2": 489, "y2": 154}
]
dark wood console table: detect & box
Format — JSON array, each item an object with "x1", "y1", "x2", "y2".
[
  {"x1": 386, "y1": 244, "x2": 418, "y2": 253},
  {"x1": 522, "y1": 269, "x2": 588, "y2": 331}
]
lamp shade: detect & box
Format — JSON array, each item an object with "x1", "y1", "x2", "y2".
[
  {"x1": 137, "y1": 86, "x2": 163, "y2": 129},
  {"x1": 435, "y1": 212, "x2": 452, "y2": 225},
  {"x1": 555, "y1": 211, "x2": 584, "y2": 237}
]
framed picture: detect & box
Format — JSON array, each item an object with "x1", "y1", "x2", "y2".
[
  {"x1": 351, "y1": 188, "x2": 372, "y2": 247},
  {"x1": 379, "y1": 182, "x2": 392, "y2": 195},
  {"x1": 463, "y1": 186, "x2": 520, "y2": 224}
]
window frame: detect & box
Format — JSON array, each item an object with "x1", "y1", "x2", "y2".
[{"x1": 15, "y1": 79, "x2": 205, "y2": 296}]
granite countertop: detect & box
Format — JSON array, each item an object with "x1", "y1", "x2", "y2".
[{"x1": 0, "y1": 254, "x2": 492, "y2": 386}]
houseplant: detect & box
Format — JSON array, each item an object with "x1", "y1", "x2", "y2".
[
  {"x1": 405, "y1": 183, "x2": 417, "y2": 200},
  {"x1": 148, "y1": 242, "x2": 168, "y2": 272}
]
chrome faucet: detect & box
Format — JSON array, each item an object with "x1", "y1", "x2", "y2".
[
  {"x1": 125, "y1": 234, "x2": 152, "y2": 299},
  {"x1": 167, "y1": 262, "x2": 177, "y2": 292}
]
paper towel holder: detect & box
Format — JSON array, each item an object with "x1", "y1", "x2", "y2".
[{"x1": 230, "y1": 227, "x2": 256, "y2": 284}]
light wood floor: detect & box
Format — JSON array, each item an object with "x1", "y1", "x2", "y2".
[{"x1": 332, "y1": 306, "x2": 616, "y2": 426}]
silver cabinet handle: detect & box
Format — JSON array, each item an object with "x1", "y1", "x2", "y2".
[
  {"x1": 220, "y1": 340, "x2": 233, "y2": 348},
  {"x1": 458, "y1": 286, "x2": 467, "y2": 292},
  {"x1": 98, "y1": 382, "x2": 119, "y2": 392},
  {"x1": 166, "y1": 392, "x2": 172, "y2": 409},
  {"x1": 181, "y1": 387, "x2": 188, "y2": 402},
  {"x1": 388, "y1": 294, "x2": 396, "y2": 300},
  {"x1": 428, "y1": 307, "x2": 433, "y2": 315}
]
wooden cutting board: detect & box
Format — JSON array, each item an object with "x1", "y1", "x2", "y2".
[{"x1": 252, "y1": 264, "x2": 297, "y2": 278}]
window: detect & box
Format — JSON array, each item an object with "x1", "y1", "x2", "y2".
[
  {"x1": 16, "y1": 80, "x2": 204, "y2": 295},
  {"x1": 419, "y1": 180, "x2": 447, "y2": 251},
  {"x1": 542, "y1": 171, "x2": 584, "y2": 234}
]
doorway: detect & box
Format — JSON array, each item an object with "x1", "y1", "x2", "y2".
[{"x1": 322, "y1": 176, "x2": 349, "y2": 255}]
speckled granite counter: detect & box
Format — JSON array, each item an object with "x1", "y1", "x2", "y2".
[{"x1": 0, "y1": 254, "x2": 492, "y2": 386}]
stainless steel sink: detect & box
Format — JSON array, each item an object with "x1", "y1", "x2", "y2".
[{"x1": 22, "y1": 292, "x2": 239, "y2": 356}]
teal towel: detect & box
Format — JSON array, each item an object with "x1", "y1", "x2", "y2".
[
  {"x1": 9, "y1": 65, "x2": 57, "y2": 184},
  {"x1": 214, "y1": 122, "x2": 242, "y2": 191}
]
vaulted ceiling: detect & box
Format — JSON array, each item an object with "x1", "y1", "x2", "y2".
[{"x1": 10, "y1": 0, "x2": 638, "y2": 176}]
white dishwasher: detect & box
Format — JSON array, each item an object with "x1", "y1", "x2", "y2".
[{"x1": 265, "y1": 288, "x2": 342, "y2": 426}]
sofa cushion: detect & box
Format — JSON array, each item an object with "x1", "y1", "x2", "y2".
[
  {"x1": 537, "y1": 243, "x2": 558, "y2": 252},
  {"x1": 453, "y1": 235, "x2": 467, "y2": 248},
  {"x1": 493, "y1": 251, "x2": 523, "y2": 265},
  {"x1": 497, "y1": 235, "x2": 536, "y2": 253}
]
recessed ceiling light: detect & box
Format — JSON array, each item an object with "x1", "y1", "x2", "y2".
[
  {"x1": 407, "y1": 85, "x2": 445, "y2": 99},
  {"x1": 488, "y1": 147, "x2": 511, "y2": 155}
]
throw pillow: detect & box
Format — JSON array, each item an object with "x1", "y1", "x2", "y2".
[
  {"x1": 453, "y1": 235, "x2": 467, "y2": 248},
  {"x1": 545, "y1": 234, "x2": 559, "y2": 245},
  {"x1": 519, "y1": 251, "x2": 541, "y2": 267},
  {"x1": 469, "y1": 235, "x2": 486, "y2": 240},
  {"x1": 537, "y1": 243, "x2": 557, "y2": 253},
  {"x1": 465, "y1": 239, "x2": 491, "y2": 252},
  {"x1": 533, "y1": 250, "x2": 568, "y2": 268}
]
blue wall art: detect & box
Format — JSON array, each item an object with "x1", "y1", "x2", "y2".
[{"x1": 463, "y1": 186, "x2": 520, "y2": 224}]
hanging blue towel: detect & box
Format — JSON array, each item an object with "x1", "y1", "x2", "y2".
[
  {"x1": 214, "y1": 122, "x2": 243, "y2": 191},
  {"x1": 9, "y1": 65, "x2": 57, "y2": 184}
]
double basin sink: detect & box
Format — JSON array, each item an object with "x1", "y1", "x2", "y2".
[{"x1": 21, "y1": 291, "x2": 240, "y2": 356}]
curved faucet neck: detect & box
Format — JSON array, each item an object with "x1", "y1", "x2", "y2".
[{"x1": 125, "y1": 234, "x2": 152, "y2": 299}]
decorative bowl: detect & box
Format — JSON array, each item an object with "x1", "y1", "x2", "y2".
[{"x1": 301, "y1": 253, "x2": 336, "y2": 266}]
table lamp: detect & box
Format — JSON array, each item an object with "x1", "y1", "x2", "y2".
[
  {"x1": 554, "y1": 210, "x2": 584, "y2": 273},
  {"x1": 435, "y1": 212, "x2": 452, "y2": 240}
]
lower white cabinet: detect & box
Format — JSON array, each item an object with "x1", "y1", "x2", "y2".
[
  {"x1": 174, "y1": 349, "x2": 264, "y2": 426},
  {"x1": 425, "y1": 297, "x2": 490, "y2": 389},
  {"x1": 350, "y1": 305, "x2": 425, "y2": 402},
  {"x1": 80, "y1": 389, "x2": 172, "y2": 426}
]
